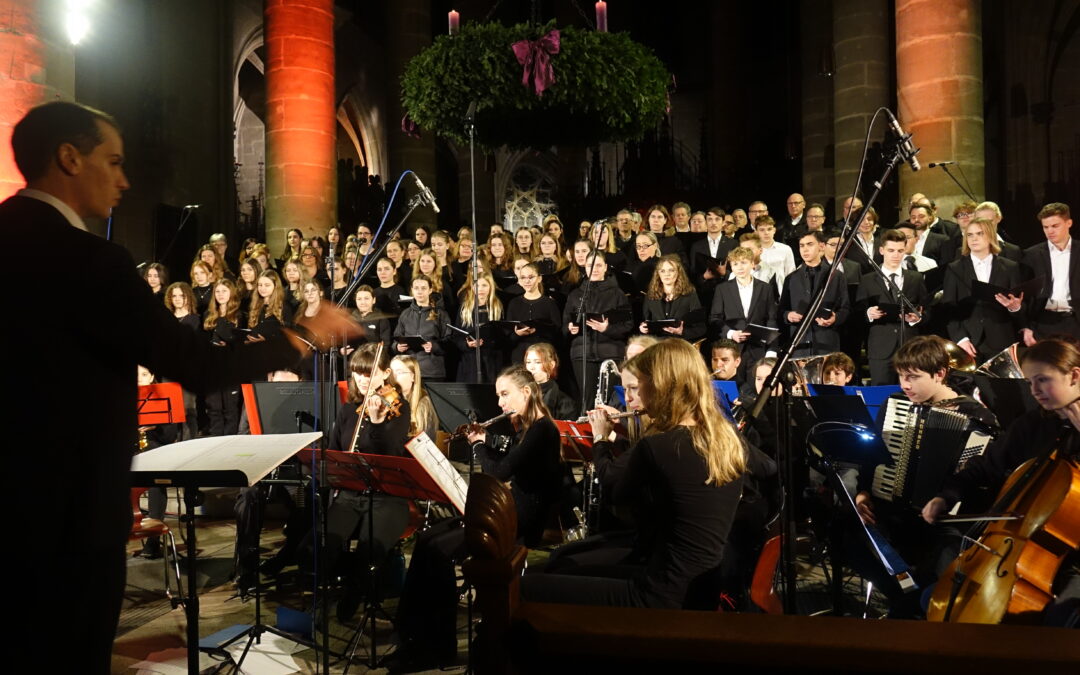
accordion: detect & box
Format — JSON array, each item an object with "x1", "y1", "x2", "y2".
[{"x1": 871, "y1": 398, "x2": 993, "y2": 509}]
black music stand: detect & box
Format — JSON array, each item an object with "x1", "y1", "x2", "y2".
[
  {"x1": 298, "y1": 449, "x2": 451, "y2": 671},
  {"x1": 424, "y1": 381, "x2": 510, "y2": 463},
  {"x1": 130, "y1": 433, "x2": 322, "y2": 674},
  {"x1": 802, "y1": 404, "x2": 914, "y2": 617}
]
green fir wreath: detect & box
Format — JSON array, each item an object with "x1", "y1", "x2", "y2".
[{"x1": 400, "y1": 21, "x2": 671, "y2": 151}]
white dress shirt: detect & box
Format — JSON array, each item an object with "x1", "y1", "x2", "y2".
[
  {"x1": 1047, "y1": 239, "x2": 1072, "y2": 311},
  {"x1": 16, "y1": 188, "x2": 87, "y2": 231}
]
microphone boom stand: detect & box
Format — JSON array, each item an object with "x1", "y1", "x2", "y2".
[{"x1": 746, "y1": 137, "x2": 914, "y2": 613}]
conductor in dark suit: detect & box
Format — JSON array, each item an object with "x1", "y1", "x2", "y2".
[
  {"x1": 942, "y1": 218, "x2": 1026, "y2": 361},
  {"x1": 856, "y1": 230, "x2": 929, "y2": 385},
  {"x1": 2, "y1": 102, "x2": 355, "y2": 673},
  {"x1": 779, "y1": 231, "x2": 851, "y2": 356},
  {"x1": 1020, "y1": 202, "x2": 1079, "y2": 344}
]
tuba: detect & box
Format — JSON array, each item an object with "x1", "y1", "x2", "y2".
[
  {"x1": 791, "y1": 354, "x2": 827, "y2": 396},
  {"x1": 976, "y1": 342, "x2": 1025, "y2": 379}
]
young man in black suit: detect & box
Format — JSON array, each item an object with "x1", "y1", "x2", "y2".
[
  {"x1": 710, "y1": 246, "x2": 779, "y2": 380},
  {"x1": 2, "y1": 101, "x2": 354, "y2": 673},
  {"x1": 856, "y1": 229, "x2": 929, "y2": 385},
  {"x1": 942, "y1": 217, "x2": 1026, "y2": 361},
  {"x1": 689, "y1": 206, "x2": 737, "y2": 307},
  {"x1": 1021, "y1": 202, "x2": 1079, "y2": 344},
  {"x1": 779, "y1": 230, "x2": 851, "y2": 356}
]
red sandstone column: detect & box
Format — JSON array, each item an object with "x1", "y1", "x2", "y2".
[
  {"x1": 896, "y1": 0, "x2": 983, "y2": 213},
  {"x1": 0, "y1": 0, "x2": 74, "y2": 199},
  {"x1": 264, "y1": 0, "x2": 336, "y2": 245}
]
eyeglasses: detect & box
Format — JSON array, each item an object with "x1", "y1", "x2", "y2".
[
  {"x1": 636, "y1": 243, "x2": 655, "y2": 250},
  {"x1": 807, "y1": 214, "x2": 825, "y2": 220}
]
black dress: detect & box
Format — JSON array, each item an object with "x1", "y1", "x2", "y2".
[
  {"x1": 505, "y1": 293, "x2": 563, "y2": 363},
  {"x1": 521, "y1": 426, "x2": 744, "y2": 609},
  {"x1": 475, "y1": 416, "x2": 564, "y2": 546},
  {"x1": 452, "y1": 305, "x2": 506, "y2": 383}
]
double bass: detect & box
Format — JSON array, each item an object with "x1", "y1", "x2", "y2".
[{"x1": 927, "y1": 421, "x2": 1080, "y2": 623}]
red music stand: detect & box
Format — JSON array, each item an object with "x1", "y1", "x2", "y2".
[
  {"x1": 137, "y1": 382, "x2": 186, "y2": 425},
  {"x1": 555, "y1": 419, "x2": 594, "y2": 463}
]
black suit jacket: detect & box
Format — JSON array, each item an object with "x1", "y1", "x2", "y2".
[
  {"x1": 710, "y1": 277, "x2": 779, "y2": 337},
  {"x1": 689, "y1": 236, "x2": 736, "y2": 300},
  {"x1": 856, "y1": 269, "x2": 929, "y2": 359},
  {"x1": 1021, "y1": 239, "x2": 1080, "y2": 318},
  {"x1": 942, "y1": 255, "x2": 1026, "y2": 356},
  {"x1": 930, "y1": 218, "x2": 962, "y2": 250},
  {"x1": 919, "y1": 230, "x2": 956, "y2": 266},
  {"x1": 779, "y1": 262, "x2": 851, "y2": 353},
  {"x1": 3, "y1": 194, "x2": 299, "y2": 668}
]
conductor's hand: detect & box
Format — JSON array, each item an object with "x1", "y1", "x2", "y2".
[
  {"x1": 288, "y1": 305, "x2": 362, "y2": 353},
  {"x1": 921, "y1": 497, "x2": 948, "y2": 525},
  {"x1": 855, "y1": 491, "x2": 876, "y2": 526}
]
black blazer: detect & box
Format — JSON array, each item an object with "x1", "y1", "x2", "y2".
[
  {"x1": 846, "y1": 235, "x2": 882, "y2": 275},
  {"x1": 641, "y1": 292, "x2": 705, "y2": 342},
  {"x1": 779, "y1": 262, "x2": 852, "y2": 353},
  {"x1": 856, "y1": 269, "x2": 929, "y2": 359},
  {"x1": 942, "y1": 255, "x2": 1026, "y2": 356},
  {"x1": 3, "y1": 194, "x2": 299, "y2": 662},
  {"x1": 709, "y1": 277, "x2": 779, "y2": 337},
  {"x1": 919, "y1": 230, "x2": 956, "y2": 267},
  {"x1": 1021, "y1": 239, "x2": 1080, "y2": 317},
  {"x1": 688, "y1": 236, "x2": 736, "y2": 294}
]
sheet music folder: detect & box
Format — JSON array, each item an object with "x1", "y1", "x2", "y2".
[{"x1": 130, "y1": 432, "x2": 322, "y2": 488}]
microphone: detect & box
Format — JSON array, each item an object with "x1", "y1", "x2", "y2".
[
  {"x1": 928, "y1": 161, "x2": 956, "y2": 168},
  {"x1": 183, "y1": 204, "x2": 201, "y2": 209},
  {"x1": 884, "y1": 109, "x2": 921, "y2": 172},
  {"x1": 413, "y1": 174, "x2": 440, "y2": 214}
]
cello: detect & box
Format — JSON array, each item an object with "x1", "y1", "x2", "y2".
[{"x1": 927, "y1": 420, "x2": 1080, "y2": 623}]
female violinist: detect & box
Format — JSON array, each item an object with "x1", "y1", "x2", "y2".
[
  {"x1": 308, "y1": 344, "x2": 413, "y2": 620},
  {"x1": 922, "y1": 337, "x2": 1080, "y2": 625}
]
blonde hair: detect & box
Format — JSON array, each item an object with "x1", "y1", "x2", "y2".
[
  {"x1": 961, "y1": 217, "x2": 1002, "y2": 256},
  {"x1": 626, "y1": 340, "x2": 746, "y2": 485},
  {"x1": 457, "y1": 270, "x2": 504, "y2": 326},
  {"x1": 390, "y1": 355, "x2": 438, "y2": 437},
  {"x1": 646, "y1": 254, "x2": 695, "y2": 300}
]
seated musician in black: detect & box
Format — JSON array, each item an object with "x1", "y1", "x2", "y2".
[
  {"x1": 291, "y1": 344, "x2": 412, "y2": 619},
  {"x1": 852, "y1": 335, "x2": 998, "y2": 617},
  {"x1": 921, "y1": 337, "x2": 1080, "y2": 626},
  {"x1": 520, "y1": 339, "x2": 747, "y2": 610},
  {"x1": 391, "y1": 365, "x2": 563, "y2": 670}
]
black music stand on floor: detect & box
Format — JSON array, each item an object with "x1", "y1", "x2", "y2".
[
  {"x1": 298, "y1": 449, "x2": 451, "y2": 672},
  {"x1": 130, "y1": 433, "x2": 322, "y2": 675}
]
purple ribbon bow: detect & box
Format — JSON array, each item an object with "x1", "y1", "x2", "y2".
[
  {"x1": 401, "y1": 113, "x2": 421, "y2": 139},
  {"x1": 511, "y1": 29, "x2": 560, "y2": 97}
]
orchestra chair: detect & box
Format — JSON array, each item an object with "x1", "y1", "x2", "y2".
[{"x1": 129, "y1": 487, "x2": 184, "y2": 608}]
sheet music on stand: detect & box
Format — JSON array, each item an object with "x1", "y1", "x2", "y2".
[
  {"x1": 406, "y1": 432, "x2": 469, "y2": 514},
  {"x1": 130, "y1": 433, "x2": 323, "y2": 487}
]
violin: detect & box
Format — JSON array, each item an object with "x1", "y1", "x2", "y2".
[{"x1": 927, "y1": 421, "x2": 1080, "y2": 623}]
